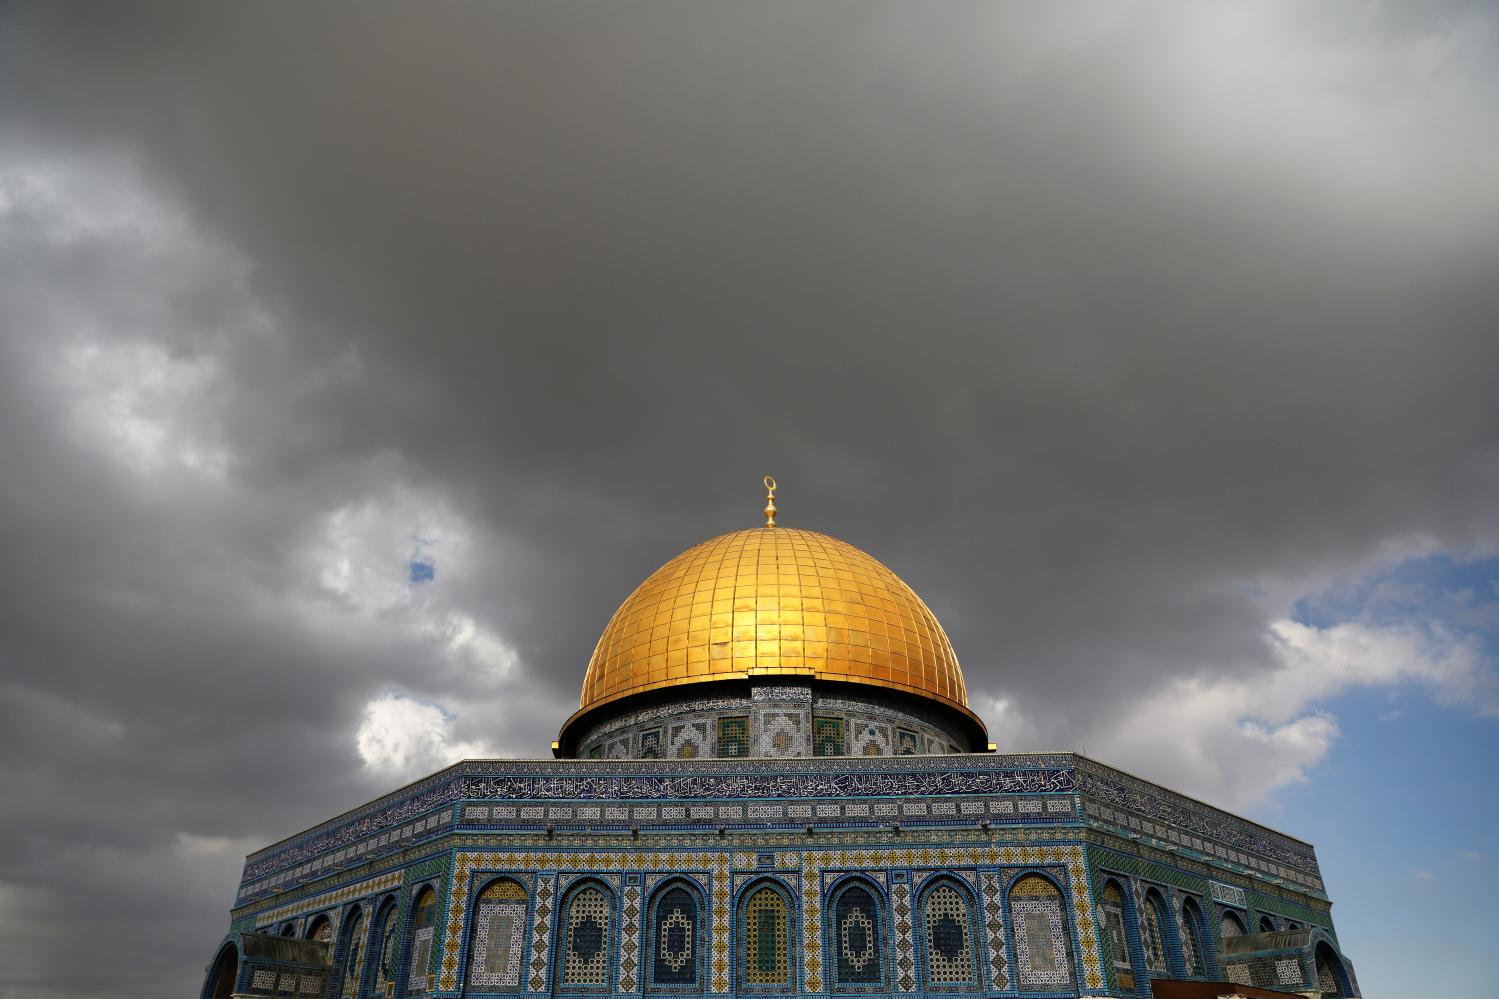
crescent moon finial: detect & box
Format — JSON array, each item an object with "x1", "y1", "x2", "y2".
[{"x1": 763, "y1": 475, "x2": 778, "y2": 528}]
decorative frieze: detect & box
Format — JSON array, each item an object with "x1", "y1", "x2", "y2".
[{"x1": 240, "y1": 754, "x2": 1319, "y2": 899}]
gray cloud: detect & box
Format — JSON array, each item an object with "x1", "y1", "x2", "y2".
[{"x1": 1, "y1": 2, "x2": 1497, "y2": 996}]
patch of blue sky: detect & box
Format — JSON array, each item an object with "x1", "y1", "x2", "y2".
[
  {"x1": 1267, "y1": 553, "x2": 1499, "y2": 995},
  {"x1": 408, "y1": 536, "x2": 437, "y2": 585},
  {"x1": 1291, "y1": 553, "x2": 1499, "y2": 644},
  {"x1": 1263, "y1": 689, "x2": 1498, "y2": 997}
]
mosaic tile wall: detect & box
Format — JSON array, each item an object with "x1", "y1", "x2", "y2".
[
  {"x1": 572, "y1": 686, "x2": 969, "y2": 762},
  {"x1": 1076, "y1": 760, "x2": 1322, "y2": 888},
  {"x1": 239, "y1": 754, "x2": 1085, "y2": 891},
  {"x1": 1009, "y1": 874, "x2": 1076, "y2": 991},
  {"x1": 920, "y1": 881, "x2": 977, "y2": 988},
  {"x1": 229, "y1": 842, "x2": 1111, "y2": 996},
  {"x1": 648, "y1": 882, "x2": 701, "y2": 987},
  {"x1": 218, "y1": 832, "x2": 1365, "y2": 998},
  {"x1": 1080, "y1": 844, "x2": 1356, "y2": 997},
  {"x1": 467, "y1": 879, "x2": 529, "y2": 991},
  {"x1": 890, "y1": 880, "x2": 916, "y2": 992},
  {"x1": 559, "y1": 883, "x2": 611, "y2": 989},
  {"x1": 220, "y1": 752, "x2": 1355, "y2": 998},
  {"x1": 237, "y1": 753, "x2": 1321, "y2": 901}
]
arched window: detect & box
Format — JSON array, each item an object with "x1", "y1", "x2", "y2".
[
  {"x1": 1010, "y1": 875, "x2": 1075, "y2": 993},
  {"x1": 1219, "y1": 910, "x2": 1245, "y2": 945},
  {"x1": 918, "y1": 878, "x2": 979, "y2": 989},
  {"x1": 281, "y1": 923, "x2": 298, "y2": 937},
  {"x1": 1259, "y1": 915, "x2": 1276, "y2": 934},
  {"x1": 557, "y1": 882, "x2": 614, "y2": 992},
  {"x1": 371, "y1": 899, "x2": 400, "y2": 996},
  {"x1": 307, "y1": 915, "x2": 335, "y2": 968},
  {"x1": 1141, "y1": 891, "x2": 1170, "y2": 975},
  {"x1": 405, "y1": 886, "x2": 438, "y2": 995},
  {"x1": 1314, "y1": 942, "x2": 1351, "y2": 997},
  {"x1": 338, "y1": 908, "x2": 366, "y2": 999},
  {"x1": 467, "y1": 878, "x2": 529, "y2": 991},
  {"x1": 1099, "y1": 881, "x2": 1135, "y2": 992},
  {"x1": 828, "y1": 880, "x2": 885, "y2": 989},
  {"x1": 1178, "y1": 899, "x2": 1206, "y2": 977},
  {"x1": 204, "y1": 942, "x2": 238, "y2": 999},
  {"x1": 738, "y1": 881, "x2": 792, "y2": 991},
  {"x1": 648, "y1": 881, "x2": 704, "y2": 990}
]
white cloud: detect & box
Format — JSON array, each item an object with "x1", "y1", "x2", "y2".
[
  {"x1": 1078, "y1": 671, "x2": 1341, "y2": 812},
  {"x1": 314, "y1": 489, "x2": 468, "y2": 613},
  {"x1": 423, "y1": 612, "x2": 519, "y2": 682},
  {"x1": 1031, "y1": 616, "x2": 1493, "y2": 811},
  {"x1": 1271, "y1": 619, "x2": 1497, "y2": 718},
  {"x1": 1141, "y1": 2, "x2": 1499, "y2": 244},
  {"x1": 1, "y1": 155, "x2": 258, "y2": 485},
  {"x1": 55, "y1": 338, "x2": 231, "y2": 478},
  {"x1": 355, "y1": 693, "x2": 494, "y2": 777},
  {"x1": 983, "y1": 696, "x2": 1045, "y2": 753},
  {"x1": 305, "y1": 486, "x2": 522, "y2": 688},
  {"x1": 0, "y1": 151, "x2": 183, "y2": 243}
]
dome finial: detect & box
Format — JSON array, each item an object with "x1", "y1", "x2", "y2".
[{"x1": 763, "y1": 475, "x2": 778, "y2": 527}]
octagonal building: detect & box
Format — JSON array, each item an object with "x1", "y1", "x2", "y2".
[{"x1": 203, "y1": 494, "x2": 1360, "y2": 999}]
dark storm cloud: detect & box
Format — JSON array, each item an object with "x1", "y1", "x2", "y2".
[{"x1": 1, "y1": 2, "x2": 1497, "y2": 996}]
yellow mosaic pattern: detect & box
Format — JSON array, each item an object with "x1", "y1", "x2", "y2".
[
  {"x1": 569, "y1": 528, "x2": 977, "y2": 728},
  {"x1": 797, "y1": 846, "x2": 1101, "y2": 993},
  {"x1": 801, "y1": 865, "x2": 823, "y2": 991},
  {"x1": 441, "y1": 851, "x2": 740, "y2": 994},
  {"x1": 711, "y1": 854, "x2": 730, "y2": 991},
  {"x1": 479, "y1": 879, "x2": 528, "y2": 901},
  {"x1": 255, "y1": 871, "x2": 403, "y2": 927},
  {"x1": 436, "y1": 844, "x2": 1103, "y2": 994},
  {"x1": 743, "y1": 886, "x2": 790, "y2": 985},
  {"x1": 1012, "y1": 874, "x2": 1063, "y2": 896}
]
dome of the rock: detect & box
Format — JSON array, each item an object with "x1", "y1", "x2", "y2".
[
  {"x1": 558, "y1": 524, "x2": 985, "y2": 749},
  {"x1": 208, "y1": 479, "x2": 1362, "y2": 999}
]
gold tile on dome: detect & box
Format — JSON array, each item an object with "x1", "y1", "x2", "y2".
[{"x1": 569, "y1": 527, "x2": 978, "y2": 726}]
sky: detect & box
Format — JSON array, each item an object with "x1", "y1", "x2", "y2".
[{"x1": 0, "y1": 2, "x2": 1496, "y2": 996}]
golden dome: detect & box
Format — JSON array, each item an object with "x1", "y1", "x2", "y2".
[{"x1": 563, "y1": 526, "x2": 982, "y2": 739}]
